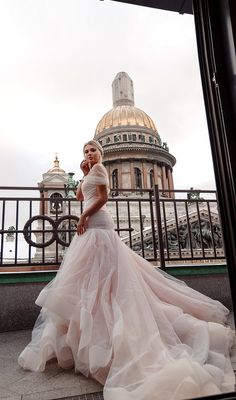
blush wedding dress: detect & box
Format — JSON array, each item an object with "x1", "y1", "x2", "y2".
[{"x1": 18, "y1": 163, "x2": 235, "y2": 400}]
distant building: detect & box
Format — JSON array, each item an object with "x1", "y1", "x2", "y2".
[
  {"x1": 38, "y1": 155, "x2": 68, "y2": 216},
  {"x1": 94, "y1": 72, "x2": 176, "y2": 197},
  {"x1": 36, "y1": 155, "x2": 79, "y2": 260}
]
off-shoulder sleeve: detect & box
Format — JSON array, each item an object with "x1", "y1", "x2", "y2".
[{"x1": 85, "y1": 163, "x2": 109, "y2": 186}]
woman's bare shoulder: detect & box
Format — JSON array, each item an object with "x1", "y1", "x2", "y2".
[{"x1": 91, "y1": 163, "x2": 107, "y2": 174}]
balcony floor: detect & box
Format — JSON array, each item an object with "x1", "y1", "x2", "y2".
[{"x1": 0, "y1": 313, "x2": 235, "y2": 400}]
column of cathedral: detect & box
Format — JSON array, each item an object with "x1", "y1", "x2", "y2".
[
  {"x1": 142, "y1": 162, "x2": 147, "y2": 188},
  {"x1": 167, "y1": 168, "x2": 175, "y2": 198},
  {"x1": 161, "y1": 164, "x2": 168, "y2": 193},
  {"x1": 153, "y1": 164, "x2": 159, "y2": 186},
  {"x1": 161, "y1": 164, "x2": 176, "y2": 198},
  {"x1": 118, "y1": 163, "x2": 122, "y2": 188},
  {"x1": 107, "y1": 164, "x2": 111, "y2": 188},
  {"x1": 130, "y1": 162, "x2": 135, "y2": 188}
]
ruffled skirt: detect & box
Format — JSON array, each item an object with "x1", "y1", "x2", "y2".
[{"x1": 18, "y1": 228, "x2": 235, "y2": 400}]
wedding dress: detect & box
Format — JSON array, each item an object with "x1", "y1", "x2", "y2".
[{"x1": 18, "y1": 163, "x2": 235, "y2": 400}]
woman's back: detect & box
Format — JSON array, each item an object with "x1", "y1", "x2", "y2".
[{"x1": 82, "y1": 163, "x2": 114, "y2": 230}]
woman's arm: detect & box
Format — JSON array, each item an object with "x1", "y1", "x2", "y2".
[
  {"x1": 77, "y1": 184, "x2": 108, "y2": 235},
  {"x1": 76, "y1": 181, "x2": 84, "y2": 201},
  {"x1": 76, "y1": 160, "x2": 90, "y2": 201}
]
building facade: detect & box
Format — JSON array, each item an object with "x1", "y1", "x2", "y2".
[{"x1": 36, "y1": 156, "x2": 79, "y2": 259}]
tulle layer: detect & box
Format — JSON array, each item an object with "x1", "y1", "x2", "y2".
[{"x1": 18, "y1": 229, "x2": 235, "y2": 400}]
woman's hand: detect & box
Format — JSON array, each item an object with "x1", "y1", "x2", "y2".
[
  {"x1": 77, "y1": 214, "x2": 87, "y2": 235},
  {"x1": 80, "y1": 160, "x2": 90, "y2": 176}
]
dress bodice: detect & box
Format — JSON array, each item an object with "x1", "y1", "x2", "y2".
[{"x1": 81, "y1": 163, "x2": 114, "y2": 230}]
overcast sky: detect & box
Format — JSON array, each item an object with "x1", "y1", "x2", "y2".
[{"x1": 0, "y1": 0, "x2": 216, "y2": 190}]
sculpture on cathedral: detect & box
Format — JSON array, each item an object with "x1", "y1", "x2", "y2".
[
  {"x1": 162, "y1": 142, "x2": 169, "y2": 151},
  {"x1": 6, "y1": 226, "x2": 15, "y2": 241},
  {"x1": 187, "y1": 187, "x2": 204, "y2": 202},
  {"x1": 65, "y1": 172, "x2": 79, "y2": 198}
]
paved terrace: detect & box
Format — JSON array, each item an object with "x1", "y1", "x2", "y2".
[
  {"x1": 0, "y1": 329, "x2": 102, "y2": 400},
  {"x1": 0, "y1": 314, "x2": 235, "y2": 400}
]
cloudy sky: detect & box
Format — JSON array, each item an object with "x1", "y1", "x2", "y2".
[{"x1": 0, "y1": 0, "x2": 216, "y2": 190}]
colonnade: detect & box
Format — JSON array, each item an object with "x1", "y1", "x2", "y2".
[{"x1": 105, "y1": 161, "x2": 175, "y2": 198}]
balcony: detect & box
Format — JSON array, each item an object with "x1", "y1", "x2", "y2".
[{"x1": 0, "y1": 186, "x2": 235, "y2": 399}]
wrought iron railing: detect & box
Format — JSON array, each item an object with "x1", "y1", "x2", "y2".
[{"x1": 0, "y1": 186, "x2": 224, "y2": 269}]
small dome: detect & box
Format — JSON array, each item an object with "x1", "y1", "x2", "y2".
[
  {"x1": 47, "y1": 155, "x2": 65, "y2": 174},
  {"x1": 95, "y1": 105, "x2": 157, "y2": 136}
]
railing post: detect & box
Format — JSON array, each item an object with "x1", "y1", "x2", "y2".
[
  {"x1": 154, "y1": 185, "x2": 165, "y2": 270},
  {"x1": 39, "y1": 189, "x2": 45, "y2": 215},
  {"x1": 149, "y1": 190, "x2": 157, "y2": 261}
]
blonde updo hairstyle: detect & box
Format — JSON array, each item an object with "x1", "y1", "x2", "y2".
[{"x1": 83, "y1": 140, "x2": 104, "y2": 163}]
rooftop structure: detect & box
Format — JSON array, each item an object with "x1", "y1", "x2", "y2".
[{"x1": 94, "y1": 72, "x2": 176, "y2": 196}]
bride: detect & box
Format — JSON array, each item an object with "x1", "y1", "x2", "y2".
[{"x1": 18, "y1": 140, "x2": 235, "y2": 400}]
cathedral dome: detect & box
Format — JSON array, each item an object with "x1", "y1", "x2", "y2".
[
  {"x1": 93, "y1": 72, "x2": 176, "y2": 194},
  {"x1": 94, "y1": 72, "x2": 162, "y2": 146},
  {"x1": 95, "y1": 105, "x2": 157, "y2": 136}
]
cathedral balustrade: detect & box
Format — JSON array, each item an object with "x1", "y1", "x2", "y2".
[{"x1": 0, "y1": 186, "x2": 225, "y2": 270}]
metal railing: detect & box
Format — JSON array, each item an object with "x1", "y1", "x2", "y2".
[{"x1": 0, "y1": 186, "x2": 224, "y2": 270}]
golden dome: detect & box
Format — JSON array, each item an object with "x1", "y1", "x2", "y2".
[
  {"x1": 47, "y1": 155, "x2": 65, "y2": 174},
  {"x1": 95, "y1": 105, "x2": 157, "y2": 135}
]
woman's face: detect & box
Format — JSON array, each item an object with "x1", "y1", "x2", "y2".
[{"x1": 84, "y1": 144, "x2": 101, "y2": 167}]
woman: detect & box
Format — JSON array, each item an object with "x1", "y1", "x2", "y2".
[{"x1": 18, "y1": 140, "x2": 235, "y2": 400}]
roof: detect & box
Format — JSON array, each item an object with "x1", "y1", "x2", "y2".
[{"x1": 111, "y1": 0, "x2": 193, "y2": 15}]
